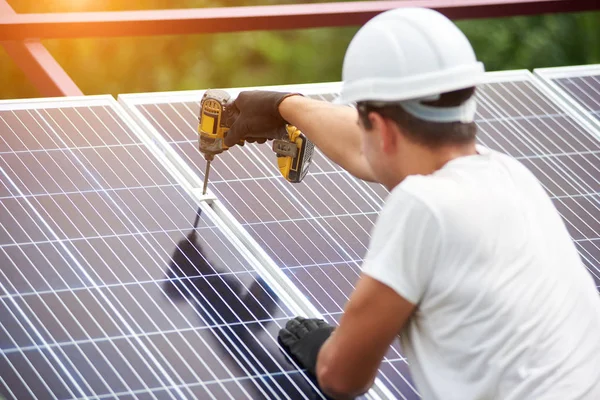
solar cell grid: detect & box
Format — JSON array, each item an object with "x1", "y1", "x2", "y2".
[
  {"x1": 120, "y1": 70, "x2": 600, "y2": 399},
  {"x1": 0, "y1": 99, "x2": 327, "y2": 399},
  {"x1": 474, "y1": 77, "x2": 600, "y2": 288}
]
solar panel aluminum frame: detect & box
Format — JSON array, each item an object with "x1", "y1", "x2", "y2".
[
  {"x1": 534, "y1": 64, "x2": 600, "y2": 135},
  {"x1": 0, "y1": 94, "x2": 395, "y2": 400}
]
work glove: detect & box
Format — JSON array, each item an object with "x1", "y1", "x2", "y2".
[
  {"x1": 223, "y1": 90, "x2": 302, "y2": 148},
  {"x1": 278, "y1": 316, "x2": 335, "y2": 376}
]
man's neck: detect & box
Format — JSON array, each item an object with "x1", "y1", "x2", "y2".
[{"x1": 385, "y1": 142, "x2": 478, "y2": 190}]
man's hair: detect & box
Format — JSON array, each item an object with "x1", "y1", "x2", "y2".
[{"x1": 356, "y1": 87, "x2": 477, "y2": 148}]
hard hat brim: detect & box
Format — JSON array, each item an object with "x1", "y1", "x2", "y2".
[{"x1": 336, "y1": 62, "x2": 485, "y2": 105}]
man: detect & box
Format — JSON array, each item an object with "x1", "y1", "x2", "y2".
[{"x1": 222, "y1": 8, "x2": 600, "y2": 400}]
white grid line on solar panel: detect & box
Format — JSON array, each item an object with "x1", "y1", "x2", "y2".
[
  {"x1": 57, "y1": 371, "x2": 316, "y2": 400},
  {"x1": 0, "y1": 256, "x2": 366, "y2": 298},
  {"x1": 477, "y1": 82, "x2": 600, "y2": 194},
  {"x1": 0, "y1": 348, "x2": 315, "y2": 400},
  {"x1": 0, "y1": 281, "x2": 137, "y2": 399},
  {"x1": 0, "y1": 105, "x2": 324, "y2": 396},
  {"x1": 0, "y1": 142, "x2": 150, "y2": 155},
  {"x1": 0, "y1": 267, "x2": 293, "y2": 351},
  {"x1": 377, "y1": 360, "x2": 418, "y2": 400},
  {"x1": 0, "y1": 105, "x2": 143, "y2": 150},
  {"x1": 482, "y1": 82, "x2": 600, "y2": 220},
  {"x1": 1, "y1": 309, "x2": 348, "y2": 355},
  {"x1": 0, "y1": 184, "x2": 182, "y2": 202}
]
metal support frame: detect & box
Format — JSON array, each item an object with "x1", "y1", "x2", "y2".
[
  {"x1": 0, "y1": 0, "x2": 83, "y2": 97},
  {"x1": 1, "y1": 0, "x2": 596, "y2": 40},
  {"x1": 534, "y1": 64, "x2": 600, "y2": 136},
  {"x1": 1, "y1": 0, "x2": 597, "y2": 97}
]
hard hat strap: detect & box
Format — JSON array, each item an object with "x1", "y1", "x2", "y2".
[{"x1": 399, "y1": 97, "x2": 477, "y2": 124}]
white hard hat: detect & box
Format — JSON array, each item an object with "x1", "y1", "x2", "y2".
[{"x1": 338, "y1": 7, "x2": 485, "y2": 122}]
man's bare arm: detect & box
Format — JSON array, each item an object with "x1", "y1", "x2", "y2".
[
  {"x1": 315, "y1": 275, "x2": 415, "y2": 398},
  {"x1": 279, "y1": 95, "x2": 376, "y2": 182}
]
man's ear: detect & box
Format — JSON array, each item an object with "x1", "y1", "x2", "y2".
[{"x1": 370, "y1": 112, "x2": 397, "y2": 154}]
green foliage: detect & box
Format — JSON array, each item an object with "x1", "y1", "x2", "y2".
[
  {"x1": 456, "y1": 11, "x2": 600, "y2": 71},
  {"x1": 1, "y1": 2, "x2": 599, "y2": 100}
]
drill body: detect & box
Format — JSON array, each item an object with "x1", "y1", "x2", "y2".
[{"x1": 197, "y1": 89, "x2": 239, "y2": 162}]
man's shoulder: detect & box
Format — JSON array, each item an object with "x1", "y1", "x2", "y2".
[
  {"x1": 390, "y1": 148, "x2": 524, "y2": 228},
  {"x1": 397, "y1": 146, "x2": 534, "y2": 204},
  {"x1": 394, "y1": 170, "x2": 463, "y2": 218}
]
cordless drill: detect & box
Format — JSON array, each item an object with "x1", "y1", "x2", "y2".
[{"x1": 197, "y1": 89, "x2": 314, "y2": 194}]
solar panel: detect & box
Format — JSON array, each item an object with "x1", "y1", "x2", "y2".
[
  {"x1": 534, "y1": 64, "x2": 600, "y2": 131},
  {"x1": 120, "y1": 68, "x2": 600, "y2": 398},
  {"x1": 0, "y1": 97, "x2": 340, "y2": 400},
  {"x1": 120, "y1": 88, "x2": 417, "y2": 398}
]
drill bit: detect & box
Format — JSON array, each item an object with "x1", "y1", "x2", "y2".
[{"x1": 202, "y1": 159, "x2": 211, "y2": 195}]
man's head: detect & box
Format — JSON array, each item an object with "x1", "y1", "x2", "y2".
[
  {"x1": 338, "y1": 7, "x2": 485, "y2": 188},
  {"x1": 355, "y1": 87, "x2": 478, "y2": 188},
  {"x1": 356, "y1": 87, "x2": 477, "y2": 148}
]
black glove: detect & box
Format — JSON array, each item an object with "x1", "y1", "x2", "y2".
[
  {"x1": 223, "y1": 90, "x2": 302, "y2": 148},
  {"x1": 278, "y1": 316, "x2": 335, "y2": 376}
]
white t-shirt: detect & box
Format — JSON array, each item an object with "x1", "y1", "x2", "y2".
[{"x1": 362, "y1": 146, "x2": 600, "y2": 400}]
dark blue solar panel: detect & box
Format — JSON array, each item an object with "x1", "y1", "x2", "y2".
[{"x1": 0, "y1": 101, "x2": 325, "y2": 400}]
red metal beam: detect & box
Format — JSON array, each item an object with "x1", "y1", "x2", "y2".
[
  {"x1": 0, "y1": 0, "x2": 596, "y2": 40},
  {"x1": 0, "y1": 0, "x2": 83, "y2": 97}
]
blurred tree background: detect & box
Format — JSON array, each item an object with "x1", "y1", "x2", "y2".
[{"x1": 1, "y1": 0, "x2": 599, "y2": 99}]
